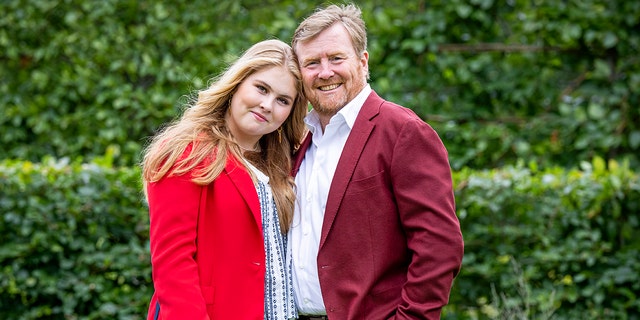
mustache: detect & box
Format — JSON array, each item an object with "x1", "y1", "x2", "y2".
[{"x1": 313, "y1": 77, "x2": 342, "y2": 87}]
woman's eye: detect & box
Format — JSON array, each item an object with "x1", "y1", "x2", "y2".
[
  {"x1": 277, "y1": 98, "x2": 290, "y2": 105},
  {"x1": 256, "y1": 85, "x2": 267, "y2": 93}
]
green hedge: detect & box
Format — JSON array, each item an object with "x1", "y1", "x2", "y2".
[
  {"x1": 447, "y1": 157, "x2": 640, "y2": 319},
  {"x1": 1, "y1": 157, "x2": 638, "y2": 319},
  {"x1": 0, "y1": 157, "x2": 151, "y2": 319}
]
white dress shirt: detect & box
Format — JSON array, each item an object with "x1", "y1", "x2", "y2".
[{"x1": 290, "y1": 85, "x2": 371, "y2": 315}]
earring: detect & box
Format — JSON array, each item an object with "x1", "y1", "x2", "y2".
[{"x1": 278, "y1": 127, "x2": 283, "y2": 143}]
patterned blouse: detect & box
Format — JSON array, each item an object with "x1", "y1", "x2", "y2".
[{"x1": 247, "y1": 163, "x2": 297, "y2": 320}]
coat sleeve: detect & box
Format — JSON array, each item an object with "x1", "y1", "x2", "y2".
[
  {"x1": 147, "y1": 172, "x2": 210, "y2": 320},
  {"x1": 390, "y1": 118, "x2": 464, "y2": 319}
]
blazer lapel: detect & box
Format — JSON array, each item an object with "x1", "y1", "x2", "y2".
[
  {"x1": 319, "y1": 91, "x2": 382, "y2": 250},
  {"x1": 292, "y1": 132, "x2": 312, "y2": 176},
  {"x1": 224, "y1": 156, "x2": 262, "y2": 233}
]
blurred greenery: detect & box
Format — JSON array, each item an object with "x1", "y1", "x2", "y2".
[{"x1": 1, "y1": 0, "x2": 638, "y2": 169}]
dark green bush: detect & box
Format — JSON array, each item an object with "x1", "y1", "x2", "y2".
[
  {"x1": 367, "y1": 0, "x2": 640, "y2": 170},
  {"x1": 447, "y1": 157, "x2": 640, "y2": 319},
  {"x1": 0, "y1": 157, "x2": 151, "y2": 319},
  {"x1": 1, "y1": 157, "x2": 638, "y2": 319}
]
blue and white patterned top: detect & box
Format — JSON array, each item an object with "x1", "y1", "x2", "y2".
[{"x1": 247, "y1": 162, "x2": 297, "y2": 320}]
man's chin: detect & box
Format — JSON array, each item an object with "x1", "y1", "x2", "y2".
[{"x1": 314, "y1": 103, "x2": 344, "y2": 116}]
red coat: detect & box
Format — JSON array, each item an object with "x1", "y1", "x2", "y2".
[
  {"x1": 292, "y1": 91, "x2": 464, "y2": 319},
  {"x1": 146, "y1": 156, "x2": 265, "y2": 320}
]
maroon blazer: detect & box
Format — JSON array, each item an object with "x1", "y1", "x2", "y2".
[{"x1": 292, "y1": 91, "x2": 464, "y2": 319}]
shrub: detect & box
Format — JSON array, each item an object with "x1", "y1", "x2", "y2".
[
  {"x1": 1, "y1": 157, "x2": 638, "y2": 319},
  {"x1": 447, "y1": 157, "x2": 640, "y2": 319},
  {"x1": 0, "y1": 157, "x2": 151, "y2": 319}
]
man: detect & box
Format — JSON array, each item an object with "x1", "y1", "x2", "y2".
[{"x1": 288, "y1": 3, "x2": 464, "y2": 320}]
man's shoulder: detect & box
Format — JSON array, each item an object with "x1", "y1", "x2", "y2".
[
  {"x1": 364, "y1": 90, "x2": 416, "y2": 116},
  {"x1": 362, "y1": 97, "x2": 441, "y2": 142},
  {"x1": 372, "y1": 98, "x2": 423, "y2": 125}
]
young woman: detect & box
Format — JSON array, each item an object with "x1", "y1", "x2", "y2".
[{"x1": 142, "y1": 39, "x2": 307, "y2": 320}]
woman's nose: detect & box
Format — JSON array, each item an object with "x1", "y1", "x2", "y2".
[{"x1": 260, "y1": 96, "x2": 275, "y2": 111}]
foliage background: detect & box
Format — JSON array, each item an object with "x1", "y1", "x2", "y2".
[
  {"x1": 1, "y1": 157, "x2": 638, "y2": 319},
  {"x1": 1, "y1": 0, "x2": 639, "y2": 319},
  {"x1": 2, "y1": 0, "x2": 638, "y2": 169}
]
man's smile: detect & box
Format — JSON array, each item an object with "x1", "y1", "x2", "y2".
[{"x1": 318, "y1": 83, "x2": 341, "y2": 91}]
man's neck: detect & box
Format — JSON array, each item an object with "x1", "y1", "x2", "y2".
[{"x1": 318, "y1": 114, "x2": 333, "y2": 132}]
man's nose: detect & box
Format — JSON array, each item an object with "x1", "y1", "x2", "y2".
[{"x1": 318, "y1": 61, "x2": 334, "y2": 79}]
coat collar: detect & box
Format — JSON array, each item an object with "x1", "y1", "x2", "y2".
[
  {"x1": 224, "y1": 155, "x2": 262, "y2": 233},
  {"x1": 319, "y1": 91, "x2": 382, "y2": 249},
  {"x1": 292, "y1": 90, "x2": 385, "y2": 249}
]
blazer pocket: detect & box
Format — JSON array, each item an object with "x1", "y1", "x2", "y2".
[
  {"x1": 346, "y1": 170, "x2": 385, "y2": 195},
  {"x1": 365, "y1": 283, "x2": 403, "y2": 318}
]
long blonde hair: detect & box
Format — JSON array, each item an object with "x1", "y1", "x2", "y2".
[{"x1": 142, "y1": 39, "x2": 307, "y2": 233}]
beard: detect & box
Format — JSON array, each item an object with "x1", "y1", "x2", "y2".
[
  {"x1": 307, "y1": 90, "x2": 349, "y2": 117},
  {"x1": 306, "y1": 74, "x2": 366, "y2": 118}
]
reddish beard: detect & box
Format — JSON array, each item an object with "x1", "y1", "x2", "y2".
[{"x1": 307, "y1": 89, "x2": 348, "y2": 117}]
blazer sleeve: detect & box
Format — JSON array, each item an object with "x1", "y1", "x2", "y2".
[
  {"x1": 147, "y1": 172, "x2": 210, "y2": 320},
  {"x1": 391, "y1": 118, "x2": 464, "y2": 319}
]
